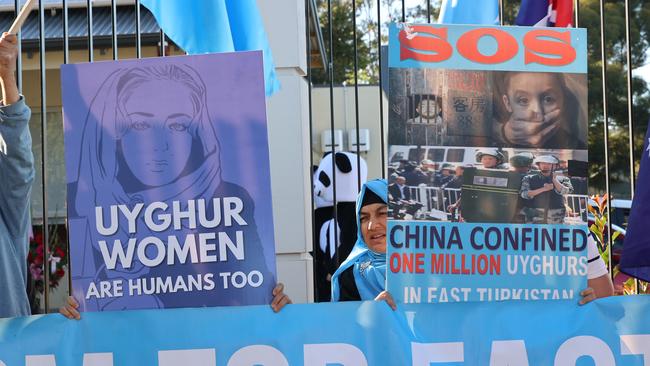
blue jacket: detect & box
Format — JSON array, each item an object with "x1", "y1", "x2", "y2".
[{"x1": 0, "y1": 97, "x2": 34, "y2": 318}]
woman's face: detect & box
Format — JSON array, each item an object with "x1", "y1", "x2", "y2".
[
  {"x1": 360, "y1": 202, "x2": 388, "y2": 254},
  {"x1": 120, "y1": 80, "x2": 195, "y2": 187},
  {"x1": 502, "y1": 73, "x2": 565, "y2": 122}
]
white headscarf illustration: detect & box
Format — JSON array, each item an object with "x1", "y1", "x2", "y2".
[{"x1": 73, "y1": 64, "x2": 223, "y2": 309}]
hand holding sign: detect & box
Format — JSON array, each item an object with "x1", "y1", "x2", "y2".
[
  {"x1": 0, "y1": 33, "x2": 19, "y2": 104},
  {"x1": 0, "y1": 33, "x2": 17, "y2": 77},
  {"x1": 374, "y1": 290, "x2": 397, "y2": 311},
  {"x1": 1, "y1": 0, "x2": 35, "y2": 105}
]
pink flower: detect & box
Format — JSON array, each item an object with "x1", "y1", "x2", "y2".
[{"x1": 30, "y1": 263, "x2": 43, "y2": 281}]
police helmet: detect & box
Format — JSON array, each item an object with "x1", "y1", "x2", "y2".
[
  {"x1": 441, "y1": 163, "x2": 456, "y2": 171},
  {"x1": 509, "y1": 152, "x2": 535, "y2": 168},
  {"x1": 534, "y1": 155, "x2": 560, "y2": 165},
  {"x1": 475, "y1": 148, "x2": 504, "y2": 164}
]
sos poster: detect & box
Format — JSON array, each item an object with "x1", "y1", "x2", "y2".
[
  {"x1": 62, "y1": 52, "x2": 277, "y2": 311},
  {"x1": 387, "y1": 24, "x2": 589, "y2": 303}
]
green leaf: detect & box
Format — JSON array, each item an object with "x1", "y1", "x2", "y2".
[{"x1": 589, "y1": 226, "x2": 601, "y2": 241}]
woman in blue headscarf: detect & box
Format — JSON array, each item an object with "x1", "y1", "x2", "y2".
[
  {"x1": 331, "y1": 179, "x2": 396, "y2": 309},
  {"x1": 330, "y1": 178, "x2": 609, "y2": 308}
]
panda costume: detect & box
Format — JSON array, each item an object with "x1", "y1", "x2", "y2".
[{"x1": 312, "y1": 152, "x2": 367, "y2": 301}]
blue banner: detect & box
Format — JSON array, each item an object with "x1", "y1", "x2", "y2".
[
  {"x1": 387, "y1": 222, "x2": 588, "y2": 303},
  {"x1": 0, "y1": 296, "x2": 649, "y2": 365},
  {"x1": 389, "y1": 23, "x2": 587, "y2": 73}
]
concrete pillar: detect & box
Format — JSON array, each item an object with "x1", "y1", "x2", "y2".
[{"x1": 258, "y1": 0, "x2": 314, "y2": 303}]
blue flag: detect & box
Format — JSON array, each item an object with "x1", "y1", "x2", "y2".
[
  {"x1": 140, "y1": 0, "x2": 280, "y2": 96},
  {"x1": 438, "y1": 0, "x2": 499, "y2": 25},
  {"x1": 620, "y1": 120, "x2": 650, "y2": 282}
]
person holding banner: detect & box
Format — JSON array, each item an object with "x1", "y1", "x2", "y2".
[
  {"x1": 0, "y1": 32, "x2": 34, "y2": 319},
  {"x1": 60, "y1": 282, "x2": 292, "y2": 319},
  {"x1": 331, "y1": 178, "x2": 608, "y2": 308},
  {"x1": 583, "y1": 235, "x2": 614, "y2": 302}
]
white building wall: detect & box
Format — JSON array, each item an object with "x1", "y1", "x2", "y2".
[
  {"x1": 311, "y1": 85, "x2": 389, "y2": 180},
  {"x1": 258, "y1": 0, "x2": 314, "y2": 303}
]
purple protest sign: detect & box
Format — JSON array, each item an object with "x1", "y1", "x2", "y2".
[{"x1": 62, "y1": 52, "x2": 276, "y2": 311}]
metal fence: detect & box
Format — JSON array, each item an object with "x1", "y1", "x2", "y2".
[
  {"x1": 5, "y1": 0, "x2": 176, "y2": 313},
  {"x1": 14, "y1": 0, "x2": 646, "y2": 311},
  {"x1": 307, "y1": 0, "x2": 647, "y2": 293},
  {"x1": 396, "y1": 186, "x2": 588, "y2": 224}
]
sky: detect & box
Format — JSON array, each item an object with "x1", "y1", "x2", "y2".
[{"x1": 634, "y1": 58, "x2": 650, "y2": 91}]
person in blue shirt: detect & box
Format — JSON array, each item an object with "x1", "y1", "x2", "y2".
[{"x1": 0, "y1": 32, "x2": 34, "y2": 319}]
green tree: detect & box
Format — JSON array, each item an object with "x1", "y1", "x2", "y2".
[
  {"x1": 503, "y1": 0, "x2": 650, "y2": 197},
  {"x1": 312, "y1": 0, "x2": 374, "y2": 84},
  {"x1": 313, "y1": 0, "x2": 650, "y2": 200},
  {"x1": 577, "y1": 0, "x2": 650, "y2": 197}
]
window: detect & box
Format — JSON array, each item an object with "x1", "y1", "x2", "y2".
[
  {"x1": 391, "y1": 152, "x2": 404, "y2": 163},
  {"x1": 409, "y1": 148, "x2": 425, "y2": 162},
  {"x1": 446, "y1": 149, "x2": 465, "y2": 162},
  {"x1": 427, "y1": 148, "x2": 445, "y2": 162}
]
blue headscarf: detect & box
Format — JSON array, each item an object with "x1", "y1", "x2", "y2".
[{"x1": 331, "y1": 179, "x2": 388, "y2": 301}]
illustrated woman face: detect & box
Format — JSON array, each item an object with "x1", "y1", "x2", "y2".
[
  {"x1": 502, "y1": 73, "x2": 565, "y2": 123},
  {"x1": 120, "y1": 79, "x2": 195, "y2": 187}
]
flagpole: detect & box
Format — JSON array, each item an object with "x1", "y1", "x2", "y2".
[
  {"x1": 352, "y1": 0, "x2": 361, "y2": 191},
  {"x1": 624, "y1": 0, "x2": 635, "y2": 193},
  {"x1": 87, "y1": 0, "x2": 93, "y2": 62},
  {"x1": 111, "y1": 0, "x2": 117, "y2": 60},
  {"x1": 623, "y1": 0, "x2": 638, "y2": 294},
  {"x1": 599, "y1": 0, "x2": 614, "y2": 278},
  {"x1": 159, "y1": 30, "x2": 166, "y2": 56},
  {"x1": 499, "y1": 0, "x2": 504, "y2": 25},
  {"x1": 13, "y1": 0, "x2": 22, "y2": 92},
  {"x1": 377, "y1": 0, "x2": 385, "y2": 178},
  {"x1": 326, "y1": 0, "x2": 339, "y2": 267},
  {"x1": 305, "y1": 0, "x2": 317, "y2": 301},
  {"x1": 135, "y1": 0, "x2": 141, "y2": 59},
  {"x1": 62, "y1": 0, "x2": 71, "y2": 293},
  {"x1": 574, "y1": 0, "x2": 579, "y2": 27},
  {"x1": 38, "y1": 0, "x2": 49, "y2": 313}
]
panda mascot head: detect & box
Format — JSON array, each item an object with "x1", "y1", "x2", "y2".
[
  {"x1": 313, "y1": 165, "x2": 332, "y2": 209},
  {"x1": 313, "y1": 151, "x2": 368, "y2": 203}
]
